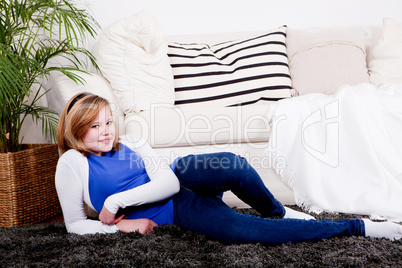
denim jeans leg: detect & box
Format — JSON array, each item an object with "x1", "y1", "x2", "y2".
[
  {"x1": 174, "y1": 152, "x2": 285, "y2": 217},
  {"x1": 173, "y1": 187, "x2": 364, "y2": 245}
]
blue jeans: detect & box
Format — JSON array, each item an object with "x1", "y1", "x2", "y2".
[{"x1": 172, "y1": 152, "x2": 365, "y2": 245}]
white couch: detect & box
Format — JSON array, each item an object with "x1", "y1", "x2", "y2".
[{"x1": 41, "y1": 12, "x2": 402, "y2": 208}]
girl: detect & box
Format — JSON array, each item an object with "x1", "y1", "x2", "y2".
[{"x1": 55, "y1": 93, "x2": 402, "y2": 244}]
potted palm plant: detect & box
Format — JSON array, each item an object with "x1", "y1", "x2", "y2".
[{"x1": 0, "y1": 0, "x2": 100, "y2": 226}]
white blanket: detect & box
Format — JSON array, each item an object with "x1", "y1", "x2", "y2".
[{"x1": 266, "y1": 83, "x2": 402, "y2": 222}]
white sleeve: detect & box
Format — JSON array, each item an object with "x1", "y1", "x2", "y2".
[
  {"x1": 55, "y1": 150, "x2": 119, "y2": 235},
  {"x1": 103, "y1": 134, "x2": 181, "y2": 214}
]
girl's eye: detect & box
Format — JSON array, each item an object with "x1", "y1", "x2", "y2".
[
  {"x1": 91, "y1": 125, "x2": 99, "y2": 129},
  {"x1": 106, "y1": 120, "x2": 113, "y2": 125}
]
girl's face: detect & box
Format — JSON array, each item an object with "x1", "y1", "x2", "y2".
[{"x1": 82, "y1": 106, "x2": 116, "y2": 156}]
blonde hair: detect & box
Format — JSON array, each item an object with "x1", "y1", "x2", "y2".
[{"x1": 57, "y1": 93, "x2": 120, "y2": 156}]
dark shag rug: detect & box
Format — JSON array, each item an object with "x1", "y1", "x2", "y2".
[{"x1": 1, "y1": 206, "x2": 401, "y2": 267}]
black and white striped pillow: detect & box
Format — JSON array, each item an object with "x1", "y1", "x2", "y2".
[{"x1": 168, "y1": 26, "x2": 292, "y2": 107}]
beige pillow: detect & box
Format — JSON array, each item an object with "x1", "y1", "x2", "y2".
[
  {"x1": 94, "y1": 11, "x2": 175, "y2": 114},
  {"x1": 369, "y1": 18, "x2": 402, "y2": 86},
  {"x1": 287, "y1": 27, "x2": 369, "y2": 95}
]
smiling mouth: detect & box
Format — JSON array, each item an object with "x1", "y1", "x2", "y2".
[{"x1": 99, "y1": 138, "x2": 112, "y2": 144}]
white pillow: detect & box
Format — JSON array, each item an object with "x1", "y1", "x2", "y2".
[
  {"x1": 369, "y1": 18, "x2": 402, "y2": 86},
  {"x1": 55, "y1": 72, "x2": 126, "y2": 135},
  {"x1": 168, "y1": 27, "x2": 292, "y2": 107},
  {"x1": 287, "y1": 27, "x2": 369, "y2": 95},
  {"x1": 94, "y1": 11, "x2": 175, "y2": 114}
]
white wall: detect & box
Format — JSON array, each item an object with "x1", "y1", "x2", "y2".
[{"x1": 85, "y1": 0, "x2": 402, "y2": 35}]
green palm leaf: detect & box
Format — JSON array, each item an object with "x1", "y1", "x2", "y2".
[{"x1": 0, "y1": 0, "x2": 100, "y2": 152}]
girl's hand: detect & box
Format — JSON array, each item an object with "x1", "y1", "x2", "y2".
[
  {"x1": 99, "y1": 205, "x2": 125, "y2": 224},
  {"x1": 115, "y1": 218, "x2": 158, "y2": 234}
]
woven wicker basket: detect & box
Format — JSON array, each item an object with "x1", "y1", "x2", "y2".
[{"x1": 0, "y1": 144, "x2": 61, "y2": 227}]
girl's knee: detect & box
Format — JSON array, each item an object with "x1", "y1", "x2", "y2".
[
  {"x1": 177, "y1": 152, "x2": 250, "y2": 173},
  {"x1": 227, "y1": 153, "x2": 250, "y2": 170},
  {"x1": 214, "y1": 153, "x2": 255, "y2": 177}
]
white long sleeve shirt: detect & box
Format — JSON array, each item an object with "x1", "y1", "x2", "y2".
[{"x1": 55, "y1": 134, "x2": 180, "y2": 235}]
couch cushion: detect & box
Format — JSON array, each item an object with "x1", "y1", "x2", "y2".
[
  {"x1": 287, "y1": 27, "x2": 369, "y2": 95},
  {"x1": 167, "y1": 27, "x2": 292, "y2": 107},
  {"x1": 369, "y1": 18, "x2": 402, "y2": 86},
  {"x1": 124, "y1": 104, "x2": 271, "y2": 147},
  {"x1": 94, "y1": 11, "x2": 175, "y2": 114}
]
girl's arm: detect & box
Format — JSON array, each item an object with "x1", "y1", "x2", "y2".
[
  {"x1": 55, "y1": 150, "x2": 119, "y2": 234},
  {"x1": 102, "y1": 135, "x2": 180, "y2": 215}
]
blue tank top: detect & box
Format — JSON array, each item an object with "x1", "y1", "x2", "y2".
[{"x1": 87, "y1": 143, "x2": 178, "y2": 225}]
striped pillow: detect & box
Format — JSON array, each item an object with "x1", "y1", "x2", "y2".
[{"x1": 168, "y1": 27, "x2": 292, "y2": 107}]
